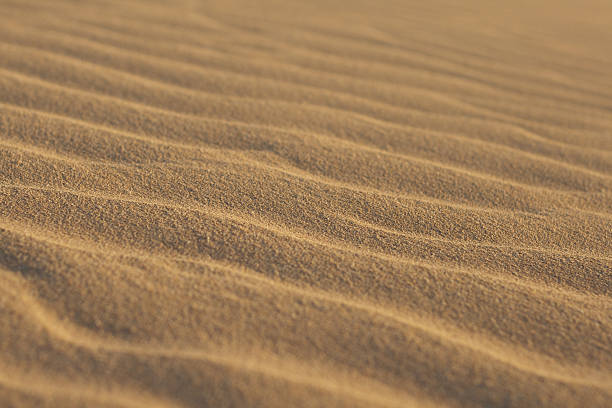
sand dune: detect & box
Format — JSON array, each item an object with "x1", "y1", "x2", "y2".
[{"x1": 0, "y1": 0, "x2": 611, "y2": 407}]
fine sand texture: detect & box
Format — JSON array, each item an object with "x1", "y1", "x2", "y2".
[{"x1": 1, "y1": 0, "x2": 611, "y2": 407}]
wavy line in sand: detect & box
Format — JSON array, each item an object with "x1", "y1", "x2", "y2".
[
  {"x1": 0, "y1": 270, "x2": 432, "y2": 408},
  {"x1": 2, "y1": 68, "x2": 610, "y2": 206},
  {"x1": 1, "y1": 139, "x2": 611, "y2": 263},
  {"x1": 1, "y1": 217, "x2": 610, "y2": 381},
  {"x1": 2, "y1": 181, "x2": 610, "y2": 296},
  {"x1": 3, "y1": 25, "x2": 612, "y2": 158}
]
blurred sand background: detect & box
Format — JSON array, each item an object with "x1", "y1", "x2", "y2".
[{"x1": 0, "y1": 0, "x2": 611, "y2": 407}]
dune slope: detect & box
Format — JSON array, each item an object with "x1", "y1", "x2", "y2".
[{"x1": 0, "y1": 0, "x2": 611, "y2": 407}]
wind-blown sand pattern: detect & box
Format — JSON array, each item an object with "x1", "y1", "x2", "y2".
[{"x1": 0, "y1": 0, "x2": 611, "y2": 406}]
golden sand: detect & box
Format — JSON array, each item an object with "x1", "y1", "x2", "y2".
[{"x1": 0, "y1": 0, "x2": 611, "y2": 406}]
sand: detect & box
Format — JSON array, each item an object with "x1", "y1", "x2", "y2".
[{"x1": 0, "y1": 0, "x2": 610, "y2": 406}]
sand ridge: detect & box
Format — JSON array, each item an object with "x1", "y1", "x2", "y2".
[{"x1": 0, "y1": 0, "x2": 611, "y2": 407}]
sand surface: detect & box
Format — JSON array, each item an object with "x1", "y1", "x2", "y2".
[{"x1": 0, "y1": 0, "x2": 611, "y2": 406}]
